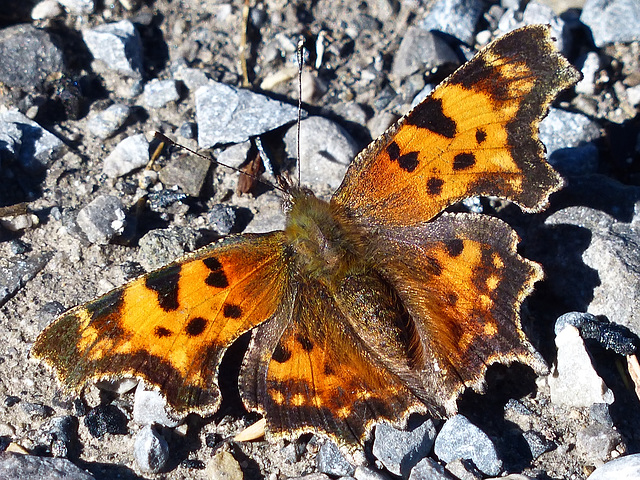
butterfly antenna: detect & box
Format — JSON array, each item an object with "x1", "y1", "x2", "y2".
[
  {"x1": 296, "y1": 37, "x2": 305, "y2": 187},
  {"x1": 153, "y1": 132, "x2": 287, "y2": 195}
]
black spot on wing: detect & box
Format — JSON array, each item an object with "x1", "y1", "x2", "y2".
[
  {"x1": 446, "y1": 292, "x2": 458, "y2": 306},
  {"x1": 272, "y1": 343, "x2": 292, "y2": 363},
  {"x1": 398, "y1": 152, "x2": 419, "y2": 172},
  {"x1": 406, "y1": 97, "x2": 457, "y2": 138},
  {"x1": 223, "y1": 303, "x2": 242, "y2": 319},
  {"x1": 145, "y1": 264, "x2": 181, "y2": 312},
  {"x1": 203, "y1": 257, "x2": 229, "y2": 288},
  {"x1": 427, "y1": 177, "x2": 444, "y2": 195},
  {"x1": 476, "y1": 128, "x2": 487, "y2": 144},
  {"x1": 185, "y1": 317, "x2": 207, "y2": 337},
  {"x1": 453, "y1": 152, "x2": 476, "y2": 171},
  {"x1": 154, "y1": 326, "x2": 172, "y2": 338},
  {"x1": 446, "y1": 239, "x2": 464, "y2": 257},
  {"x1": 387, "y1": 141, "x2": 400, "y2": 161},
  {"x1": 296, "y1": 334, "x2": 314, "y2": 352}
]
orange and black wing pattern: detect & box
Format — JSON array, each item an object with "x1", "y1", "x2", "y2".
[
  {"x1": 332, "y1": 25, "x2": 580, "y2": 227},
  {"x1": 32, "y1": 232, "x2": 289, "y2": 413}
]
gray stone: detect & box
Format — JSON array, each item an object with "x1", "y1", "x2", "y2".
[
  {"x1": 0, "y1": 254, "x2": 52, "y2": 306},
  {"x1": 576, "y1": 424, "x2": 624, "y2": 463},
  {"x1": 556, "y1": 312, "x2": 636, "y2": 356},
  {"x1": 372, "y1": 419, "x2": 436, "y2": 477},
  {"x1": 391, "y1": 27, "x2": 459, "y2": 80},
  {"x1": 316, "y1": 441, "x2": 355, "y2": 477},
  {"x1": 174, "y1": 66, "x2": 210, "y2": 90},
  {"x1": 207, "y1": 204, "x2": 237, "y2": 235},
  {"x1": 41, "y1": 416, "x2": 78, "y2": 458},
  {"x1": 589, "y1": 403, "x2": 614, "y2": 428},
  {"x1": 434, "y1": 415, "x2": 502, "y2": 476},
  {"x1": 409, "y1": 457, "x2": 454, "y2": 480},
  {"x1": 216, "y1": 141, "x2": 252, "y2": 169},
  {"x1": 443, "y1": 458, "x2": 483, "y2": 480},
  {"x1": 102, "y1": 133, "x2": 149, "y2": 178},
  {"x1": 522, "y1": 2, "x2": 566, "y2": 52},
  {"x1": 0, "y1": 110, "x2": 65, "y2": 172},
  {"x1": 195, "y1": 82, "x2": 299, "y2": 148},
  {"x1": 522, "y1": 430, "x2": 555, "y2": 460},
  {"x1": 134, "y1": 425, "x2": 170, "y2": 474},
  {"x1": 548, "y1": 325, "x2": 614, "y2": 407},
  {"x1": 581, "y1": 0, "x2": 640, "y2": 47},
  {"x1": 133, "y1": 384, "x2": 181, "y2": 428},
  {"x1": 576, "y1": 52, "x2": 602, "y2": 96},
  {"x1": 0, "y1": 452, "x2": 95, "y2": 479},
  {"x1": 137, "y1": 227, "x2": 199, "y2": 270},
  {"x1": 158, "y1": 154, "x2": 210, "y2": 197},
  {"x1": 419, "y1": 0, "x2": 484, "y2": 44},
  {"x1": 31, "y1": 1, "x2": 64, "y2": 20},
  {"x1": 354, "y1": 465, "x2": 392, "y2": 480},
  {"x1": 58, "y1": 0, "x2": 94, "y2": 14},
  {"x1": 76, "y1": 195, "x2": 127, "y2": 245},
  {"x1": 82, "y1": 20, "x2": 143, "y2": 77},
  {"x1": 545, "y1": 201, "x2": 640, "y2": 337},
  {"x1": 284, "y1": 116, "x2": 358, "y2": 190},
  {"x1": 143, "y1": 79, "x2": 180, "y2": 109},
  {"x1": 86, "y1": 103, "x2": 131, "y2": 139},
  {"x1": 0, "y1": 24, "x2": 65, "y2": 88},
  {"x1": 587, "y1": 454, "x2": 640, "y2": 480},
  {"x1": 539, "y1": 108, "x2": 602, "y2": 176}
]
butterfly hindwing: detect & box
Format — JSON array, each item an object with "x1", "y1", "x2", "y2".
[
  {"x1": 32, "y1": 232, "x2": 289, "y2": 413},
  {"x1": 331, "y1": 25, "x2": 580, "y2": 228}
]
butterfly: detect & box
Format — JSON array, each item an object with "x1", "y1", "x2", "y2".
[{"x1": 32, "y1": 25, "x2": 581, "y2": 455}]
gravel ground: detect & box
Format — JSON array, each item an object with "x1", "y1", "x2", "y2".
[{"x1": 1, "y1": 0, "x2": 640, "y2": 479}]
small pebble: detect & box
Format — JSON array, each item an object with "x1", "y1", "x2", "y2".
[
  {"x1": 206, "y1": 450, "x2": 244, "y2": 480},
  {"x1": 0, "y1": 452, "x2": 95, "y2": 480},
  {"x1": 82, "y1": 20, "x2": 143, "y2": 77},
  {"x1": 391, "y1": 27, "x2": 458, "y2": 80},
  {"x1": 195, "y1": 82, "x2": 299, "y2": 148},
  {"x1": 372, "y1": 419, "x2": 436, "y2": 477},
  {"x1": 143, "y1": 79, "x2": 180, "y2": 109},
  {"x1": 75, "y1": 195, "x2": 127, "y2": 245},
  {"x1": 522, "y1": 430, "x2": 555, "y2": 460},
  {"x1": 409, "y1": 457, "x2": 454, "y2": 480},
  {"x1": 158, "y1": 154, "x2": 210, "y2": 197},
  {"x1": 84, "y1": 405, "x2": 128, "y2": 438},
  {"x1": 434, "y1": 415, "x2": 502, "y2": 476},
  {"x1": 58, "y1": 0, "x2": 94, "y2": 14},
  {"x1": 207, "y1": 204, "x2": 237, "y2": 235},
  {"x1": 548, "y1": 325, "x2": 615, "y2": 408},
  {"x1": 316, "y1": 441, "x2": 355, "y2": 477},
  {"x1": 284, "y1": 116, "x2": 358, "y2": 190},
  {"x1": 102, "y1": 133, "x2": 149, "y2": 178},
  {"x1": 587, "y1": 453, "x2": 640, "y2": 480},
  {"x1": 133, "y1": 384, "x2": 181, "y2": 428},
  {"x1": 419, "y1": 0, "x2": 485, "y2": 44},
  {"x1": 134, "y1": 425, "x2": 170, "y2": 474},
  {"x1": 576, "y1": 424, "x2": 624, "y2": 463},
  {"x1": 86, "y1": 103, "x2": 131, "y2": 139},
  {"x1": 581, "y1": 0, "x2": 640, "y2": 47}
]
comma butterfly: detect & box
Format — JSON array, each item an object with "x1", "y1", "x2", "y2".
[{"x1": 32, "y1": 25, "x2": 581, "y2": 453}]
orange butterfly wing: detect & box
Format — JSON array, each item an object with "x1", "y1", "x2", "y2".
[
  {"x1": 32, "y1": 232, "x2": 289, "y2": 413},
  {"x1": 331, "y1": 25, "x2": 580, "y2": 227}
]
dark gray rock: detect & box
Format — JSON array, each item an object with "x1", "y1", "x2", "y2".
[
  {"x1": 581, "y1": 0, "x2": 640, "y2": 47},
  {"x1": 433, "y1": 415, "x2": 502, "y2": 476},
  {"x1": 196, "y1": 82, "x2": 299, "y2": 148},
  {"x1": 557, "y1": 313, "x2": 637, "y2": 356},
  {"x1": 0, "y1": 452, "x2": 95, "y2": 480},
  {"x1": 590, "y1": 403, "x2": 614, "y2": 428},
  {"x1": 207, "y1": 204, "x2": 237, "y2": 235},
  {"x1": 75, "y1": 195, "x2": 127, "y2": 245},
  {"x1": 137, "y1": 227, "x2": 199, "y2": 270},
  {"x1": 576, "y1": 424, "x2": 624, "y2": 463},
  {"x1": 143, "y1": 79, "x2": 180, "y2": 109},
  {"x1": 86, "y1": 103, "x2": 131, "y2": 139},
  {"x1": 102, "y1": 133, "x2": 149, "y2": 178},
  {"x1": 82, "y1": 20, "x2": 143, "y2": 77},
  {"x1": 158, "y1": 154, "x2": 210, "y2": 197},
  {"x1": 134, "y1": 425, "x2": 170, "y2": 474},
  {"x1": 0, "y1": 254, "x2": 52, "y2": 306},
  {"x1": 284, "y1": 116, "x2": 358, "y2": 190},
  {"x1": 587, "y1": 454, "x2": 640, "y2": 480},
  {"x1": 84, "y1": 405, "x2": 128, "y2": 438},
  {"x1": 548, "y1": 325, "x2": 614, "y2": 408},
  {"x1": 0, "y1": 25, "x2": 64, "y2": 88},
  {"x1": 522, "y1": 430, "x2": 555, "y2": 460},
  {"x1": 391, "y1": 27, "x2": 459, "y2": 80},
  {"x1": 419, "y1": 0, "x2": 484, "y2": 44},
  {"x1": 372, "y1": 419, "x2": 437, "y2": 477},
  {"x1": 316, "y1": 441, "x2": 355, "y2": 477},
  {"x1": 408, "y1": 457, "x2": 454, "y2": 480},
  {"x1": 0, "y1": 110, "x2": 65, "y2": 172},
  {"x1": 40, "y1": 416, "x2": 79, "y2": 458}
]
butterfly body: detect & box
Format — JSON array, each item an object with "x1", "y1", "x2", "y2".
[{"x1": 33, "y1": 25, "x2": 582, "y2": 454}]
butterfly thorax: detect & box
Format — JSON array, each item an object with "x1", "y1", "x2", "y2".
[{"x1": 284, "y1": 188, "x2": 361, "y2": 285}]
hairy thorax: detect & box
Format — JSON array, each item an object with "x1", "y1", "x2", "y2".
[{"x1": 284, "y1": 189, "x2": 362, "y2": 286}]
